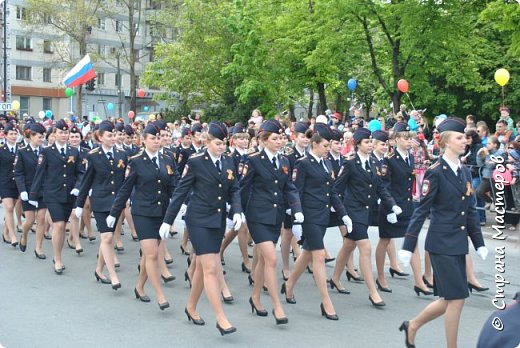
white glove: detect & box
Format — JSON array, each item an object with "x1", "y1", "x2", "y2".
[
  {"x1": 330, "y1": 206, "x2": 336, "y2": 212},
  {"x1": 75, "y1": 207, "x2": 83, "y2": 219},
  {"x1": 159, "y1": 223, "x2": 171, "y2": 240},
  {"x1": 233, "y1": 213, "x2": 242, "y2": 231},
  {"x1": 20, "y1": 191, "x2": 28, "y2": 201},
  {"x1": 179, "y1": 204, "x2": 187, "y2": 216},
  {"x1": 294, "y1": 212, "x2": 304, "y2": 223},
  {"x1": 106, "y1": 215, "x2": 116, "y2": 228},
  {"x1": 70, "y1": 188, "x2": 79, "y2": 196},
  {"x1": 392, "y1": 205, "x2": 402, "y2": 215},
  {"x1": 398, "y1": 250, "x2": 413, "y2": 267},
  {"x1": 226, "y1": 203, "x2": 231, "y2": 213},
  {"x1": 476, "y1": 246, "x2": 489, "y2": 261},
  {"x1": 377, "y1": 198, "x2": 381, "y2": 205},
  {"x1": 342, "y1": 215, "x2": 353, "y2": 233},
  {"x1": 241, "y1": 213, "x2": 246, "y2": 223},
  {"x1": 387, "y1": 213, "x2": 398, "y2": 224},
  {"x1": 285, "y1": 208, "x2": 291, "y2": 215},
  {"x1": 29, "y1": 200, "x2": 38, "y2": 208},
  {"x1": 292, "y1": 224, "x2": 302, "y2": 241}
]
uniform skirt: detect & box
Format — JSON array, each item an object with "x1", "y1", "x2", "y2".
[
  {"x1": 47, "y1": 202, "x2": 74, "y2": 223},
  {"x1": 302, "y1": 222, "x2": 327, "y2": 251},
  {"x1": 186, "y1": 223, "x2": 225, "y2": 255},
  {"x1": 0, "y1": 184, "x2": 18, "y2": 199},
  {"x1": 346, "y1": 222, "x2": 369, "y2": 241},
  {"x1": 327, "y1": 211, "x2": 344, "y2": 228},
  {"x1": 378, "y1": 212, "x2": 410, "y2": 239},
  {"x1": 248, "y1": 221, "x2": 282, "y2": 244},
  {"x1": 22, "y1": 199, "x2": 47, "y2": 212},
  {"x1": 93, "y1": 211, "x2": 117, "y2": 233},
  {"x1": 132, "y1": 214, "x2": 161, "y2": 241},
  {"x1": 430, "y1": 252, "x2": 469, "y2": 300},
  {"x1": 283, "y1": 213, "x2": 293, "y2": 229}
]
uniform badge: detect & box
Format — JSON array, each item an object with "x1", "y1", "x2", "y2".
[
  {"x1": 466, "y1": 182, "x2": 473, "y2": 196},
  {"x1": 117, "y1": 159, "x2": 124, "y2": 168},
  {"x1": 381, "y1": 165, "x2": 388, "y2": 176},
  {"x1": 331, "y1": 171, "x2": 336, "y2": 180},
  {"x1": 13, "y1": 155, "x2": 18, "y2": 166},
  {"x1": 421, "y1": 179, "x2": 430, "y2": 196},
  {"x1": 282, "y1": 165, "x2": 288, "y2": 175},
  {"x1": 177, "y1": 153, "x2": 183, "y2": 164},
  {"x1": 227, "y1": 169, "x2": 234, "y2": 180},
  {"x1": 182, "y1": 164, "x2": 189, "y2": 178},
  {"x1": 82, "y1": 158, "x2": 88, "y2": 166},
  {"x1": 38, "y1": 154, "x2": 44, "y2": 165},
  {"x1": 125, "y1": 164, "x2": 132, "y2": 178},
  {"x1": 242, "y1": 164, "x2": 249, "y2": 176},
  {"x1": 166, "y1": 165, "x2": 173, "y2": 175},
  {"x1": 238, "y1": 162, "x2": 244, "y2": 175},
  {"x1": 292, "y1": 168, "x2": 298, "y2": 181},
  {"x1": 375, "y1": 166, "x2": 381, "y2": 176},
  {"x1": 67, "y1": 155, "x2": 75, "y2": 164}
]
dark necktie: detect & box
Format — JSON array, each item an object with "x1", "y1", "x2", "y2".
[
  {"x1": 34, "y1": 149, "x2": 38, "y2": 157},
  {"x1": 405, "y1": 156, "x2": 410, "y2": 167},
  {"x1": 457, "y1": 167, "x2": 461, "y2": 179},
  {"x1": 365, "y1": 160, "x2": 371, "y2": 172},
  {"x1": 336, "y1": 159, "x2": 340, "y2": 167},
  {"x1": 10, "y1": 147, "x2": 14, "y2": 154},
  {"x1": 60, "y1": 148, "x2": 66, "y2": 157},
  {"x1": 107, "y1": 152, "x2": 113, "y2": 161},
  {"x1": 215, "y1": 159, "x2": 221, "y2": 173},
  {"x1": 152, "y1": 156, "x2": 159, "y2": 169},
  {"x1": 272, "y1": 157, "x2": 278, "y2": 170}
]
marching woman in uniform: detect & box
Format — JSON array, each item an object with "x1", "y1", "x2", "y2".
[
  {"x1": 375, "y1": 123, "x2": 430, "y2": 295},
  {"x1": 283, "y1": 124, "x2": 352, "y2": 320},
  {"x1": 29, "y1": 120, "x2": 85, "y2": 274},
  {"x1": 14, "y1": 123, "x2": 47, "y2": 257},
  {"x1": 240, "y1": 120, "x2": 303, "y2": 325},
  {"x1": 159, "y1": 122, "x2": 242, "y2": 335},
  {"x1": 75, "y1": 121, "x2": 126, "y2": 290},
  {"x1": 107, "y1": 123, "x2": 177, "y2": 309},
  {"x1": 330, "y1": 127, "x2": 400, "y2": 307},
  {"x1": 398, "y1": 117, "x2": 488, "y2": 348},
  {"x1": 0, "y1": 122, "x2": 20, "y2": 247}
]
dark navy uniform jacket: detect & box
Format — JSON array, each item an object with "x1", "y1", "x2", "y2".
[
  {"x1": 0, "y1": 143, "x2": 21, "y2": 196},
  {"x1": 161, "y1": 147, "x2": 180, "y2": 181},
  {"x1": 76, "y1": 147, "x2": 128, "y2": 212},
  {"x1": 29, "y1": 145, "x2": 85, "y2": 203},
  {"x1": 334, "y1": 153, "x2": 396, "y2": 225},
  {"x1": 477, "y1": 292, "x2": 520, "y2": 348},
  {"x1": 164, "y1": 151, "x2": 242, "y2": 228},
  {"x1": 402, "y1": 157, "x2": 484, "y2": 255},
  {"x1": 229, "y1": 148, "x2": 248, "y2": 178},
  {"x1": 176, "y1": 146, "x2": 196, "y2": 177},
  {"x1": 240, "y1": 150, "x2": 302, "y2": 226},
  {"x1": 380, "y1": 151, "x2": 415, "y2": 217},
  {"x1": 110, "y1": 151, "x2": 177, "y2": 218},
  {"x1": 328, "y1": 153, "x2": 344, "y2": 177},
  {"x1": 14, "y1": 145, "x2": 43, "y2": 197},
  {"x1": 369, "y1": 152, "x2": 385, "y2": 224},
  {"x1": 123, "y1": 143, "x2": 140, "y2": 158},
  {"x1": 293, "y1": 155, "x2": 346, "y2": 226},
  {"x1": 287, "y1": 147, "x2": 306, "y2": 173}
]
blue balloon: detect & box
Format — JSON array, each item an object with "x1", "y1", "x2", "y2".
[
  {"x1": 144, "y1": 106, "x2": 149, "y2": 112},
  {"x1": 408, "y1": 118, "x2": 418, "y2": 131},
  {"x1": 368, "y1": 119, "x2": 382, "y2": 132},
  {"x1": 45, "y1": 110, "x2": 53, "y2": 118},
  {"x1": 107, "y1": 103, "x2": 114, "y2": 111},
  {"x1": 347, "y1": 79, "x2": 357, "y2": 91}
]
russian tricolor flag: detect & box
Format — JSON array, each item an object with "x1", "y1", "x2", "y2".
[{"x1": 63, "y1": 54, "x2": 96, "y2": 87}]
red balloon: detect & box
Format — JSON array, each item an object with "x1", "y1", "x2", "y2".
[
  {"x1": 397, "y1": 79, "x2": 409, "y2": 93},
  {"x1": 128, "y1": 110, "x2": 135, "y2": 119},
  {"x1": 137, "y1": 89, "x2": 145, "y2": 98}
]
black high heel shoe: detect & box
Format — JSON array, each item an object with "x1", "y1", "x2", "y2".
[
  {"x1": 95, "y1": 271, "x2": 111, "y2": 284},
  {"x1": 414, "y1": 286, "x2": 433, "y2": 296},
  {"x1": 281, "y1": 270, "x2": 289, "y2": 281},
  {"x1": 184, "y1": 271, "x2": 192, "y2": 288},
  {"x1": 66, "y1": 239, "x2": 75, "y2": 250},
  {"x1": 164, "y1": 258, "x2": 173, "y2": 264},
  {"x1": 114, "y1": 245, "x2": 125, "y2": 252},
  {"x1": 112, "y1": 282, "x2": 121, "y2": 291},
  {"x1": 376, "y1": 279, "x2": 392, "y2": 293},
  {"x1": 280, "y1": 283, "x2": 296, "y2": 304},
  {"x1": 325, "y1": 257, "x2": 335, "y2": 264},
  {"x1": 132, "y1": 235, "x2": 139, "y2": 242},
  {"x1": 346, "y1": 270, "x2": 363, "y2": 282},
  {"x1": 19, "y1": 243, "x2": 27, "y2": 252},
  {"x1": 88, "y1": 236, "x2": 96, "y2": 242},
  {"x1": 248, "y1": 274, "x2": 254, "y2": 285},
  {"x1": 306, "y1": 266, "x2": 313, "y2": 274},
  {"x1": 389, "y1": 267, "x2": 409, "y2": 277},
  {"x1": 249, "y1": 297, "x2": 268, "y2": 316},
  {"x1": 216, "y1": 322, "x2": 237, "y2": 336},
  {"x1": 44, "y1": 234, "x2": 52, "y2": 240},
  {"x1": 180, "y1": 245, "x2": 189, "y2": 255},
  {"x1": 34, "y1": 250, "x2": 46, "y2": 259},
  {"x1": 328, "y1": 279, "x2": 350, "y2": 294},
  {"x1": 134, "y1": 288, "x2": 150, "y2": 302},
  {"x1": 75, "y1": 248, "x2": 84, "y2": 255},
  {"x1": 272, "y1": 309, "x2": 288, "y2": 325},
  {"x1": 158, "y1": 301, "x2": 170, "y2": 311},
  {"x1": 241, "y1": 262, "x2": 251, "y2": 274},
  {"x1": 11, "y1": 241, "x2": 18, "y2": 248},
  {"x1": 222, "y1": 292, "x2": 234, "y2": 304},
  {"x1": 468, "y1": 283, "x2": 489, "y2": 293},
  {"x1": 422, "y1": 275, "x2": 433, "y2": 288},
  {"x1": 220, "y1": 257, "x2": 226, "y2": 266},
  {"x1": 161, "y1": 274, "x2": 176, "y2": 283},
  {"x1": 368, "y1": 295, "x2": 386, "y2": 308},
  {"x1": 2, "y1": 235, "x2": 9, "y2": 243},
  {"x1": 185, "y1": 307, "x2": 205, "y2": 325},
  {"x1": 320, "y1": 303, "x2": 338, "y2": 320},
  {"x1": 399, "y1": 321, "x2": 416, "y2": 348}
]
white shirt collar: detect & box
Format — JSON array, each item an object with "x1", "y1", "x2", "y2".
[
  {"x1": 442, "y1": 155, "x2": 461, "y2": 175},
  {"x1": 235, "y1": 147, "x2": 245, "y2": 156},
  {"x1": 207, "y1": 151, "x2": 221, "y2": 165},
  {"x1": 145, "y1": 149, "x2": 158, "y2": 161},
  {"x1": 308, "y1": 150, "x2": 322, "y2": 163},
  {"x1": 295, "y1": 145, "x2": 306, "y2": 157},
  {"x1": 55, "y1": 142, "x2": 67, "y2": 153},
  {"x1": 396, "y1": 148, "x2": 409, "y2": 161},
  {"x1": 29, "y1": 144, "x2": 39, "y2": 152},
  {"x1": 329, "y1": 152, "x2": 340, "y2": 161},
  {"x1": 373, "y1": 152, "x2": 384, "y2": 162},
  {"x1": 357, "y1": 151, "x2": 369, "y2": 164},
  {"x1": 102, "y1": 145, "x2": 113, "y2": 154},
  {"x1": 263, "y1": 147, "x2": 278, "y2": 162}
]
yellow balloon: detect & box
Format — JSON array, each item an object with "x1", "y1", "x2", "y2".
[
  {"x1": 11, "y1": 100, "x2": 20, "y2": 110},
  {"x1": 149, "y1": 114, "x2": 156, "y2": 121},
  {"x1": 494, "y1": 68, "x2": 510, "y2": 87}
]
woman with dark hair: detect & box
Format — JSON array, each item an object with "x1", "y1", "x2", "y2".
[
  {"x1": 283, "y1": 124, "x2": 351, "y2": 320},
  {"x1": 462, "y1": 129, "x2": 484, "y2": 225}
]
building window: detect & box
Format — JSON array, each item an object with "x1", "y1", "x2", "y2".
[
  {"x1": 20, "y1": 97, "x2": 29, "y2": 116},
  {"x1": 115, "y1": 20, "x2": 123, "y2": 33},
  {"x1": 43, "y1": 14, "x2": 52, "y2": 24},
  {"x1": 16, "y1": 36, "x2": 32, "y2": 51},
  {"x1": 43, "y1": 68, "x2": 52, "y2": 82},
  {"x1": 98, "y1": 18, "x2": 105, "y2": 30},
  {"x1": 16, "y1": 66, "x2": 31, "y2": 80},
  {"x1": 43, "y1": 40, "x2": 53, "y2": 54},
  {"x1": 98, "y1": 73, "x2": 105, "y2": 86},
  {"x1": 115, "y1": 73, "x2": 121, "y2": 87},
  {"x1": 134, "y1": 49, "x2": 139, "y2": 62},
  {"x1": 97, "y1": 44, "x2": 106, "y2": 57},
  {"x1": 43, "y1": 97, "x2": 52, "y2": 111},
  {"x1": 110, "y1": 47, "x2": 117, "y2": 55},
  {"x1": 16, "y1": 6, "x2": 28, "y2": 20}
]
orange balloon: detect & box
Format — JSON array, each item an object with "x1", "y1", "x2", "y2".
[{"x1": 397, "y1": 79, "x2": 409, "y2": 93}]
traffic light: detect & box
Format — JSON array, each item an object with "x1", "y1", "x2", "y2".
[{"x1": 85, "y1": 77, "x2": 96, "y2": 91}]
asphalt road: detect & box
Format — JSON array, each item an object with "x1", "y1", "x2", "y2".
[{"x1": 0, "y1": 208, "x2": 518, "y2": 348}]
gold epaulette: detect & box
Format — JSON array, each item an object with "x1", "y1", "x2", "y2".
[
  {"x1": 190, "y1": 152, "x2": 205, "y2": 158},
  {"x1": 248, "y1": 152, "x2": 260, "y2": 157},
  {"x1": 428, "y1": 161, "x2": 440, "y2": 170},
  {"x1": 130, "y1": 151, "x2": 143, "y2": 160},
  {"x1": 89, "y1": 147, "x2": 100, "y2": 154},
  {"x1": 386, "y1": 152, "x2": 395, "y2": 159}
]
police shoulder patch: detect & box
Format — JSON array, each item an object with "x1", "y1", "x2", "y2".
[
  {"x1": 292, "y1": 168, "x2": 298, "y2": 182},
  {"x1": 421, "y1": 179, "x2": 430, "y2": 196},
  {"x1": 242, "y1": 164, "x2": 249, "y2": 176}
]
